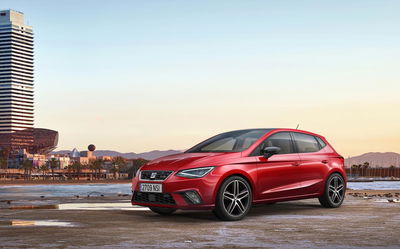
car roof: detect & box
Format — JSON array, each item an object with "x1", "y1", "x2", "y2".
[{"x1": 225, "y1": 128, "x2": 324, "y2": 138}]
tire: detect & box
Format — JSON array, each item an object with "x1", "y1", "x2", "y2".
[
  {"x1": 149, "y1": 207, "x2": 176, "y2": 215},
  {"x1": 319, "y1": 173, "x2": 345, "y2": 208},
  {"x1": 214, "y1": 176, "x2": 252, "y2": 221}
]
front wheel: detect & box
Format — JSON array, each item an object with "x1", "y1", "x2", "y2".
[
  {"x1": 214, "y1": 176, "x2": 252, "y2": 221},
  {"x1": 149, "y1": 207, "x2": 176, "y2": 215},
  {"x1": 319, "y1": 173, "x2": 345, "y2": 208}
]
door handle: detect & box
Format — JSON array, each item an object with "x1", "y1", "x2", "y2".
[
  {"x1": 292, "y1": 162, "x2": 300, "y2": 166},
  {"x1": 321, "y1": 160, "x2": 328, "y2": 164}
]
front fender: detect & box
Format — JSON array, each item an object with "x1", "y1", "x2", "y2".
[{"x1": 212, "y1": 164, "x2": 258, "y2": 203}]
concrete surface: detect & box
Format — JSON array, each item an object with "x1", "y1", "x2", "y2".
[{"x1": 0, "y1": 192, "x2": 399, "y2": 249}]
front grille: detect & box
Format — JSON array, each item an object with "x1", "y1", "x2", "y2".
[
  {"x1": 133, "y1": 191, "x2": 176, "y2": 205},
  {"x1": 140, "y1": 170, "x2": 173, "y2": 181}
]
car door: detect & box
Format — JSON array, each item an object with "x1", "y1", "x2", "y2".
[
  {"x1": 292, "y1": 132, "x2": 327, "y2": 194},
  {"x1": 252, "y1": 132, "x2": 303, "y2": 201}
]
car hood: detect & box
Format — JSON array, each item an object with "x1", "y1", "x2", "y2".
[{"x1": 141, "y1": 152, "x2": 241, "y2": 171}]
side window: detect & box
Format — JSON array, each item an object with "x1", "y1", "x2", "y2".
[
  {"x1": 315, "y1": 136, "x2": 326, "y2": 149},
  {"x1": 251, "y1": 132, "x2": 295, "y2": 156},
  {"x1": 293, "y1": 133, "x2": 320, "y2": 153}
]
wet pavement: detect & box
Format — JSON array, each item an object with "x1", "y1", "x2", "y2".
[
  {"x1": 0, "y1": 192, "x2": 399, "y2": 248},
  {"x1": 0, "y1": 183, "x2": 132, "y2": 198},
  {"x1": 0, "y1": 219, "x2": 76, "y2": 227},
  {"x1": 1, "y1": 181, "x2": 399, "y2": 198}
]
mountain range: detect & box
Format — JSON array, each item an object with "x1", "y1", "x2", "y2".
[
  {"x1": 52, "y1": 149, "x2": 400, "y2": 167},
  {"x1": 344, "y1": 152, "x2": 400, "y2": 168}
]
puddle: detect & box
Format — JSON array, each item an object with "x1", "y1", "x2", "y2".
[
  {"x1": 58, "y1": 202, "x2": 149, "y2": 211},
  {"x1": 2, "y1": 201, "x2": 150, "y2": 210},
  {"x1": 9, "y1": 204, "x2": 59, "y2": 210},
  {"x1": 375, "y1": 199, "x2": 400, "y2": 203},
  {"x1": 265, "y1": 215, "x2": 343, "y2": 220},
  {"x1": 0, "y1": 183, "x2": 131, "y2": 198},
  {"x1": 274, "y1": 227, "x2": 298, "y2": 232},
  {"x1": 375, "y1": 199, "x2": 389, "y2": 203},
  {"x1": 0, "y1": 220, "x2": 75, "y2": 227}
]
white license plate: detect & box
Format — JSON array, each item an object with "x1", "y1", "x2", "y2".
[{"x1": 140, "y1": 183, "x2": 162, "y2": 193}]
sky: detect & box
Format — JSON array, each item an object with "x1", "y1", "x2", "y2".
[{"x1": 1, "y1": 0, "x2": 399, "y2": 157}]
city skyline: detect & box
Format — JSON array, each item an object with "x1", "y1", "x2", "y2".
[{"x1": 0, "y1": 1, "x2": 399, "y2": 157}]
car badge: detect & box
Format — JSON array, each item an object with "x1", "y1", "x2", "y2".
[{"x1": 150, "y1": 172, "x2": 157, "y2": 179}]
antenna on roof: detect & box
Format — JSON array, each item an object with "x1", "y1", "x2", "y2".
[{"x1": 295, "y1": 124, "x2": 300, "y2": 129}]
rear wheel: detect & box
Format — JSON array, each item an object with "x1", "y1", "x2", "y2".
[
  {"x1": 214, "y1": 176, "x2": 252, "y2": 221},
  {"x1": 149, "y1": 207, "x2": 176, "y2": 215},
  {"x1": 319, "y1": 173, "x2": 345, "y2": 208}
]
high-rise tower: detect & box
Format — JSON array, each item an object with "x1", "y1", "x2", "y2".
[{"x1": 0, "y1": 10, "x2": 34, "y2": 153}]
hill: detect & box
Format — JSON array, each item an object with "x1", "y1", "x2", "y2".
[{"x1": 345, "y1": 152, "x2": 400, "y2": 168}]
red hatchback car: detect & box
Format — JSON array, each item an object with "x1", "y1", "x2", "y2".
[{"x1": 131, "y1": 128, "x2": 346, "y2": 221}]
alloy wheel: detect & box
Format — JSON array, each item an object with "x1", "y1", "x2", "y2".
[
  {"x1": 222, "y1": 179, "x2": 250, "y2": 216},
  {"x1": 328, "y1": 175, "x2": 344, "y2": 204}
]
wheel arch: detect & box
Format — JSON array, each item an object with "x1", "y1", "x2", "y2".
[
  {"x1": 326, "y1": 169, "x2": 346, "y2": 184},
  {"x1": 323, "y1": 170, "x2": 347, "y2": 193},
  {"x1": 213, "y1": 170, "x2": 256, "y2": 202}
]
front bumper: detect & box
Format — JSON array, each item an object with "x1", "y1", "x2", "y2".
[{"x1": 131, "y1": 172, "x2": 219, "y2": 210}]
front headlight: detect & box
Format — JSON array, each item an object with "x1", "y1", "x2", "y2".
[{"x1": 176, "y1": 167, "x2": 214, "y2": 178}]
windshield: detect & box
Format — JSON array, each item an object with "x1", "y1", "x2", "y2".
[{"x1": 186, "y1": 129, "x2": 272, "y2": 153}]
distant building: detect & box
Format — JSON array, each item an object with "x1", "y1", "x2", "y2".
[
  {"x1": 70, "y1": 148, "x2": 95, "y2": 165},
  {"x1": 32, "y1": 128, "x2": 59, "y2": 154},
  {"x1": 0, "y1": 10, "x2": 35, "y2": 153},
  {"x1": 98, "y1": 156, "x2": 112, "y2": 161},
  {"x1": 48, "y1": 154, "x2": 70, "y2": 169},
  {"x1": 7, "y1": 148, "x2": 46, "y2": 168},
  {"x1": 0, "y1": 11, "x2": 59, "y2": 159},
  {"x1": 80, "y1": 150, "x2": 95, "y2": 160}
]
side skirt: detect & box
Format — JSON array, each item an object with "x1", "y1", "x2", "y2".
[{"x1": 252, "y1": 193, "x2": 321, "y2": 204}]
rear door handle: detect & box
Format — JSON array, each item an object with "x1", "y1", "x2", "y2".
[
  {"x1": 292, "y1": 162, "x2": 300, "y2": 166},
  {"x1": 321, "y1": 160, "x2": 328, "y2": 164}
]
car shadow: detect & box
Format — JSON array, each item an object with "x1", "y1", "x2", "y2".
[
  {"x1": 120, "y1": 200, "x2": 324, "y2": 222},
  {"x1": 247, "y1": 201, "x2": 322, "y2": 218}
]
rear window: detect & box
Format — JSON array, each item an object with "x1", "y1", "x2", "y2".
[
  {"x1": 293, "y1": 133, "x2": 320, "y2": 153},
  {"x1": 315, "y1": 137, "x2": 326, "y2": 149}
]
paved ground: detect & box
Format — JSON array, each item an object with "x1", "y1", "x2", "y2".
[{"x1": 0, "y1": 191, "x2": 399, "y2": 249}]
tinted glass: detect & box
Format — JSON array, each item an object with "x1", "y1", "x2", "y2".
[
  {"x1": 186, "y1": 129, "x2": 271, "y2": 153},
  {"x1": 200, "y1": 137, "x2": 236, "y2": 151},
  {"x1": 315, "y1": 136, "x2": 326, "y2": 148},
  {"x1": 293, "y1": 133, "x2": 320, "y2": 153},
  {"x1": 252, "y1": 132, "x2": 294, "y2": 156}
]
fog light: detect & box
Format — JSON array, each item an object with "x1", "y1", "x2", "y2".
[{"x1": 183, "y1": 191, "x2": 202, "y2": 204}]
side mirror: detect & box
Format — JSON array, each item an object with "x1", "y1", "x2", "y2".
[{"x1": 261, "y1": 146, "x2": 280, "y2": 158}]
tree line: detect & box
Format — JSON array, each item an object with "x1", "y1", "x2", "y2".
[
  {"x1": 347, "y1": 162, "x2": 400, "y2": 178},
  {"x1": 0, "y1": 156, "x2": 149, "y2": 181}
]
